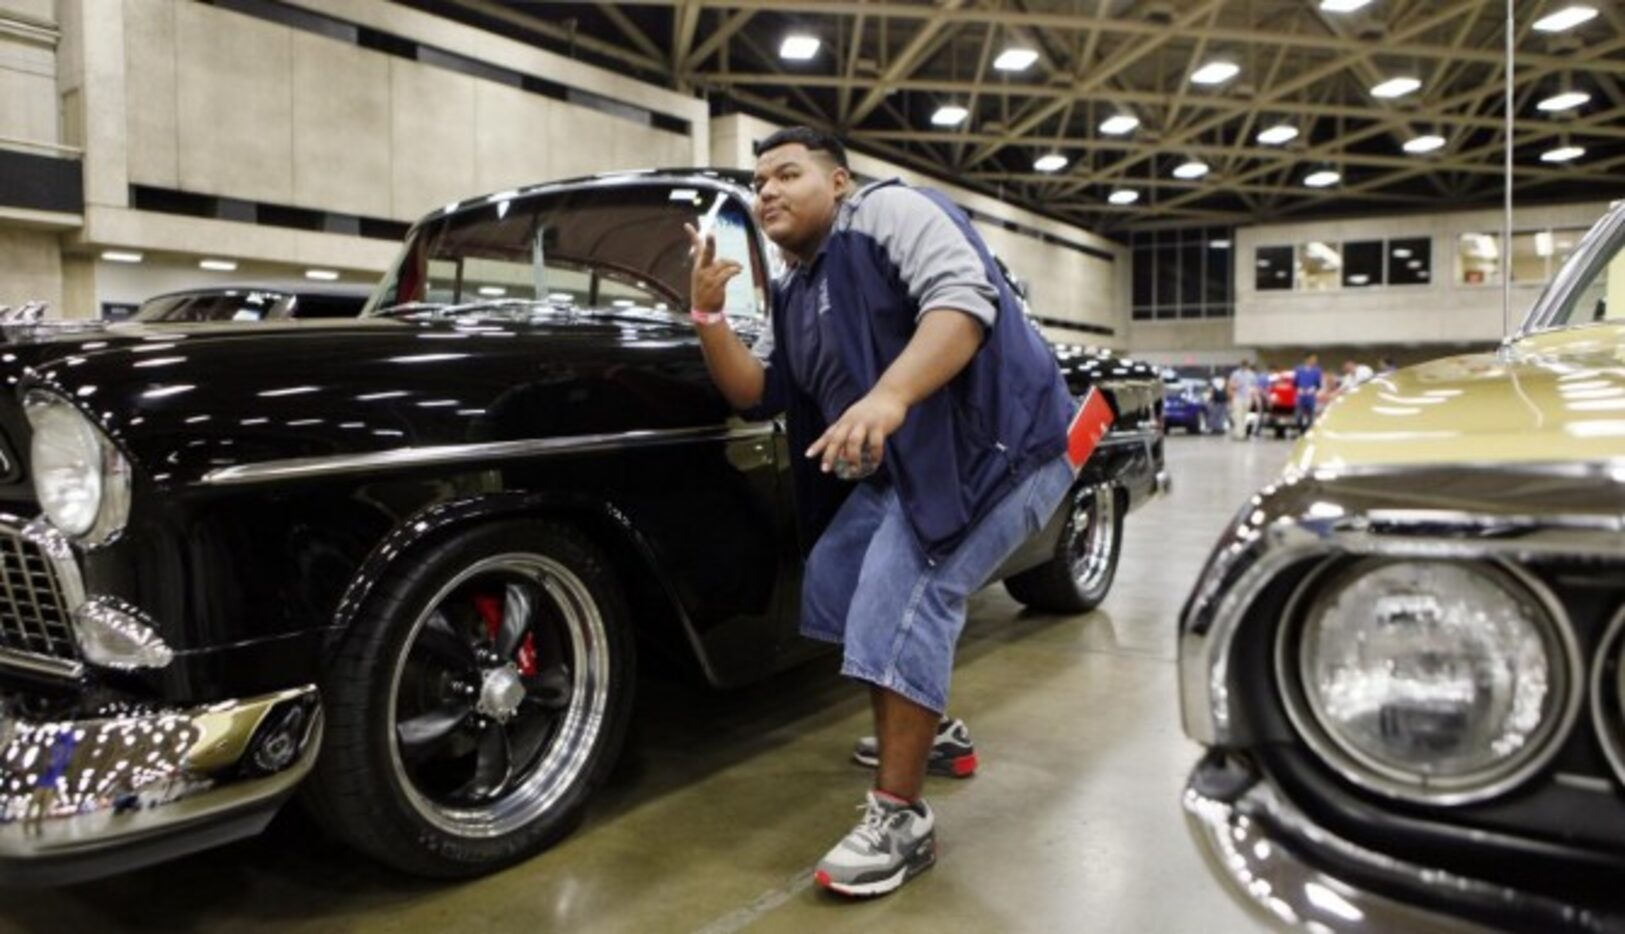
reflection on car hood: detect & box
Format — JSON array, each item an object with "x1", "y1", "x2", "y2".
[{"x1": 1289, "y1": 321, "x2": 1625, "y2": 471}]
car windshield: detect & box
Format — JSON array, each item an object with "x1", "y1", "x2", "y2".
[
  {"x1": 365, "y1": 182, "x2": 764, "y2": 319},
  {"x1": 1531, "y1": 208, "x2": 1625, "y2": 331},
  {"x1": 135, "y1": 290, "x2": 294, "y2": 322}
]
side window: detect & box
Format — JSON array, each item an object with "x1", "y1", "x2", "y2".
[{"x1": 699, "y1": 194, "x2": 767, "y2": 318}]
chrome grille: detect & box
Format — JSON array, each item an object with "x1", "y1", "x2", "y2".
[{"x1": 0, "y1": 520, "x2": 79, "y2": 671}]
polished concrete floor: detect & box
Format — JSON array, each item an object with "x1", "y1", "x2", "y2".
[{"x1": 0, "y1": 436, "x2": 1291, "y2": 933}]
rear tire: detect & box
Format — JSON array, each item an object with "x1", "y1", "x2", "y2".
[
  {"x1": 304, "y1": 519, "x2": 635, "y2": 878},
  {"x1": 1004, "y1": 484, "x2": 1123, "y2": 614}
]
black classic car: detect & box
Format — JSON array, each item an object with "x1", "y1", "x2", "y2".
[
  {"x1": 0, "y1": 169, "x2": 1163, "y2": 883},
  {"x1": 1180, "y1": 200, "x2": 1625, "y2": 930}
]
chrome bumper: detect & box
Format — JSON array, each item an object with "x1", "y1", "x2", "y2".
[
  {"x1": 0, "y1": 685, "x2": 321, "y2": 883},
  {"x1": 1182, "y1": 756, "x2": 1586, "y2": 933}
]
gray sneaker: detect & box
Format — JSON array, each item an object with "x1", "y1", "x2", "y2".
[
  {"x1": 814, "y1": 791, "x2": 937, "y2": 897},
  {"x1": 852, "y1": 718, "x2": 978, "y2": 778}
]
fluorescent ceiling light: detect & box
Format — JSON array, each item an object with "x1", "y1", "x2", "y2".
[
  {"x1": 198, "y1": 258, "x2": 237, "y2": 271},
  {"x1": 1190, "y1": 61, "x2": 1240, "y2": 86},
  {"x1": 1304, "y1": 170, "x2": 1341, "y2": 187},
  {"x1": 1391, "y1": 247, "x2": 1413, "y2": 258},
  {"x1": 1172, "y1": 160, "x2": 1210, "y2": 179},
  {"x1": 1099, "y1": 114, "x2": 1140, "y2": 135},
  {"x1": 779, "y1": 34, "x2": 820, "y2": 60},
  {"x1": 1537, "y1": 91, "x2": 1591, "y2": 111},
  {"x1": 1542, "y1": 145, "x2": 1585, "y2": 163},
  {"x1": 1257, "y1": 124, "x2": 1298, "y2": 145},
  {"x1": 1033, "y1": 153, "x2": 1068, "y2": 172},
  {"x1": 1403, "y1": 134, "x2": 1446, "y2": 154},
  {"x1": 1319, "y1": 0, "x2": 1372, "y2": 10},
  {"x1": 1535, "y1": 231, "x2": 1554, "y2": 258},
  {"x1": 993, "y1": 48, "x2": 1039, "y2": 72},
  {"x1": 1107, "y1": 189, "x2": 1140, "y2": 205},
  {"x1": 101, "y1": 250, "x2": 143, "y2": 263},
  {"x1": 1209, "y1": 239, "x2": 1232, "y2": 249},
  {"x1": 305, "y1": 269, "x2": 340, "y2": 281},
  {"x1": 1370, "y1": 77, "x2": 1421, "y2": 98},
  {"x1": 1533, "y1": 6, "x2": 1598, "y2": 32},
  {"x1": 931, "y1": 105, "x2": 969, "y2": 126},
  {"x1": 477, "y1": 286, "x2": 507, "y2": 297}
]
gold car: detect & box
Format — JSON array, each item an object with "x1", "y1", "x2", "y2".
[{"x1": 1179, "y1": 200, "x2": 1625, "y2": 931}]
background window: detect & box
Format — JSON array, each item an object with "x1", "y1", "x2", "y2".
[
  {"x1": 1388, "y1": 237, "x2": 1431, "y2": 285},
  {"x1": 1458, "y1": 233, "x2": 1500, "y2": 285},
  {"x1": 1256, "y1": 245, "x2": 1293, "y2": 291},
  {"x1": 1295, "y1": 241, "x2": 1342, "y2": 291},
  {"x1": 1342, "y1": 240, "x2": 1384, "y2": 287}
]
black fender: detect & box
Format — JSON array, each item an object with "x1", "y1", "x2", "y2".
[{"x1": 329, "y1": 490, "x2": 724, "y2": 685}]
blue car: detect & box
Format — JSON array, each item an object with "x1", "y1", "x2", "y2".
[{"x1": 1162, "y1": 378, "x2": 1214, "y2": 434}]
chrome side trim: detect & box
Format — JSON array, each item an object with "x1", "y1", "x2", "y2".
[
  {"x1": 201, "y1": 423, "x2": 777, "y2": 487},
  {"x1": 1178, "y1": 464, "x2": 1625, "y2": 746},
  {"x1": 0, "y1": 685, "x2": 322, "y2": 860},
  {"x1": 1184, "y1": 768, "x2": 1528, "y2": 933}
]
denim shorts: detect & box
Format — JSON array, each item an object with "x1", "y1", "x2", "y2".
[{"x1": 800, "y1": 454, "x2": 1076, "y2": 713}]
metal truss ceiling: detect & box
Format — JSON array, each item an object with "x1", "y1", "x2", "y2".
[{"x1": 439, "y1": 0, "x2": 1625, "y2": 232}]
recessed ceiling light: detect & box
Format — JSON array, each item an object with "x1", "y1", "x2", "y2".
[
  {"x1": 1319, "y1": 0, "x2": 1372, "y2": 11},
  {"x1": 931, "y1": 105, "x2": 969, "y2": 126},
  {"x1": 1541, "y1": 145, "x2": 1585, "y2": 163},
  {"x1": 1257, "y1": 124, "x2": 1299, "y2": 145},
  {"x1": 1172, "y1": 160, "x2": 1210, "y2": 179},
  {"x1": 1304, "y1": 170, "x2": 1342, "y2": 188},
  {"x1": 1537, "y1": 91, "x2": 1591, "y2": 111},
  {"x1": 101, "y1": 250, "x2": 143, "y2": 263},
  {"x1": 199, "y1": 258, "x2": 237, "y2": 272},
  {"x1": 1099, "y1": 114, "x2": 1140, "y2": 135},
  {"x1": 1403, "y1": 134, "x2": 1446, "y2": 154},
  {"x1": 1533, "y1": 6, "x2": 1598, "y2": 32},
  {"x1": 305, "y1": 269, "x2": 340, "y2": 281},
  {"x1": 779, "y1": 34, "x2": 820, "y2": 60},
  {"x1": 993, "y1": 48, "x2": 1039, "y2": 72},
  {"x1": 1107, "y1": 189, "x2": 1140, "y2": 205},
  {"x1": 1033, "y1": 153, "x2": 1068, "y2": 172},
  {"x1": 1190, "y1": 61, "x2": 1240, "y2": 86},
  {"x1": 1371, "y1": 77, "x2": 1422, "y2": 99}
]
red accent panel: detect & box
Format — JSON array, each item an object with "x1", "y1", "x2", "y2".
[
  {"x1": 473, "y1": 593, "x2": 504, "y2": 642},
  {"x1": 1066, "y1": 387, "x2": 1116, "y2": 470},
  {"x1": 950, "y1": 753, "x2": 979, "y2": 777}
]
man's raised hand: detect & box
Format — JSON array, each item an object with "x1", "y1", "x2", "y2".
[{"x1": 684, "y1": 223, "x2": 743, "y2": 315}]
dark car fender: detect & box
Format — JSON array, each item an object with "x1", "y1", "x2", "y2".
[{"x1": 330, "y1": 489, "x2": 723, "y2": 685}]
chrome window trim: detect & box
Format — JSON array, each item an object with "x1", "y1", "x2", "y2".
[
  {"x1": 1273, "y1": 556, "x2": 1583, "y2": 806},
  {"x1": 1512, "y1": 200, "x2": 1625, "y2": 340},
  {"x1": 201, "y1": 423, "x2": 777, "y2": 487},
  {"x1": 1179, "y1": 462, "x2": 1625, "y2": 746}
]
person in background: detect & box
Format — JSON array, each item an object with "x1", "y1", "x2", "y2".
[
  {"x1": 1340, "y1": 359, "x2": 1374, "y2": 391},
  {"x1": 1293, "y1": 352, "x2": 1323, "y2": 432},
  {"x1": 1226, "y1": 360, "x2": 1256, "y2": 440},
  {"x1": 1207, "y1": 374, "x2": 1229, "y2": 435},
  {"x1": 1377, "y1": 356, "x2": 1398, "y2": 376}
]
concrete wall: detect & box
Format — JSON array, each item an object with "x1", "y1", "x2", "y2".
[
  {"x1": 0, "y1": 228, "x2": 63, "y2": 309},
  {"x1": 711, "y1": 113, "x2": 1127, "y2": 348},
  {"x1": 0, "y1": 0, "x2": 60, "y2": 148},
  {"x1": 1235, "y1": 200, "x2": 1616, "y2": 347}
]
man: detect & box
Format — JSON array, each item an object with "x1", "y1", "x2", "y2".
[
  {"x1": 1293, "y1": 352, "x2": 1323, "y2": 432},
  {"x1": 1340, "y1": 359, "x2": 1374, "y2": 392},
  {"x1": 1226, "y1": 360, "x2": 1256, "y2": 440},
  {"x1": 686, "y1": 128, "x2": 1076, "y2": 897}
]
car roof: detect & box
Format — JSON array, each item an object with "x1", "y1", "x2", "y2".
[{"x1": 141, "y1": 283, "x2": 374, "y2": 302}]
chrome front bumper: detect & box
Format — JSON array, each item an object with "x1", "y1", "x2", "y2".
[
  {"x1": 1182, "y1": 754, "x2": 1596, "y2": 933},
  {"x1": 0, "y1": 685, "x2": 322, "y2": 884}
]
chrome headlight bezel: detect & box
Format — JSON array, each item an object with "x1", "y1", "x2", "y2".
[
  {"x1": 23, "y1": 390, "x2": 132, "y2": 546},
  {"x1": 1275, "y1": 557, "x2": 1582, "y2": 806}
]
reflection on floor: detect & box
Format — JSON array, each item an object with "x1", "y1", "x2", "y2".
[{"x1": 0, "y1": 436, "x2": 1291, "y2": 934}]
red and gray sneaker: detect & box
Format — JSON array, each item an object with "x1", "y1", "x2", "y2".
[
  {"x1": 851, "y1": 717, "x2": 978, "y2": 778},
  {"x1": 814, "y1": 791, "x2": 937, "y2": 897}
]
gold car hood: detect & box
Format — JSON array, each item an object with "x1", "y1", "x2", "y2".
[{"x1": 1290, "y1": 322, "x2": 1625, "y2": 472}]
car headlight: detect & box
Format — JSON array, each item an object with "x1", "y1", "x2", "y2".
[
  {"x1": 24, "y1": 391, "x2": 131, "y2": 544},
  {"x1": 1279, "y1": 559, "x2": 1580, "y2": 804}
]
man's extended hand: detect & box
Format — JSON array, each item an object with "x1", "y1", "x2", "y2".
[
  {"x1": 806, "y1": 387, "x2": 907, "y2": 476},
  {"x1": 684, "y1": 223, "x2": 742, "y2": 315}
]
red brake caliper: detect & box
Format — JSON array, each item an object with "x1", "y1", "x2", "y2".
[{"x1": 473, "y1": 593, "x2": 539, "y2": 676}]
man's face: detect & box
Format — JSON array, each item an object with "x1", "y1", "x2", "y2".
[{"x1": 752, "y1": 143, "x2": 849, "y2": 256}]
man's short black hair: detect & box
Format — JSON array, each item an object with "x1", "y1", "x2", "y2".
[{"x1": 754, "y1": 126, "x2": 850, "y2": 170}]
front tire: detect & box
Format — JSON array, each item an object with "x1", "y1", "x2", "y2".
[
  {"x1": 304, "y1": 520, "x2": 635, "y2": 878},
  {"x1": 1003, "y1": 484, "x2": 1123, "y2": 614}
]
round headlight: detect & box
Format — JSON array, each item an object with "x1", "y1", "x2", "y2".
[
  {"x1": 24, "y1": 391, "x2": 130, "y2": 543},
  {"x1": 1280, "y1": 559, "x2": 1579, "y2": 804}
]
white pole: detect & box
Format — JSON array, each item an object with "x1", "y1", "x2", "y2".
[{"x1": 1503, "y1": 0, "x2": 1514, "y2": 337}]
